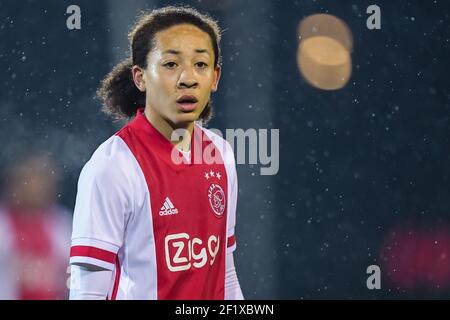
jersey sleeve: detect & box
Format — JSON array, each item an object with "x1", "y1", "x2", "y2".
[
  {"x1": 70, "y1": 136, "x2": 134, "y2": 271},
  {"x1": 224, "y1": 141, "x2": 238, "y2": 254}
]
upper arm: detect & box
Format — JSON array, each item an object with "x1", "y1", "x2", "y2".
[
  {"x1": 224, "y1": 140, "x2": 238, "y2": 254},
  {"x1": 70, "y1": 136, "x2": 135, "y2": 271}
]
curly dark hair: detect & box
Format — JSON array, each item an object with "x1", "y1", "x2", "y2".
[{"x1": 97, "y1": 5, "x2": 222, "y2": 124}]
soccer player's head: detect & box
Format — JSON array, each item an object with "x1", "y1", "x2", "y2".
[
  {"x1": 98, "y1": 6, "x2": 222, "y2": 126},
  {"x1": 3, "y1": 153, "x2": 58, "y2": 210}
]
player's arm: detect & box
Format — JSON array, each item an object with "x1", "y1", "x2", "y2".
[
  {"x1": 69, "y1": 137, "x2": 134, "y2": 299},
  {"x1": 225, "y1": 252, "x2": 244, "y2": 300},
  {"x1": 69, "y1": 265, "x2": 112, "y2": 300},
  {"x1": 224, "y1": 140, "x2": 244, "y2": 300}
]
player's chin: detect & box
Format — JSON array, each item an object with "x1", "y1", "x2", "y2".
[
  {"x1": 172, "y1": 112, "x2": 199, "y2": 127},
  {"x1": 172, "y1": 111, "x2": 201, "y2": 125}
]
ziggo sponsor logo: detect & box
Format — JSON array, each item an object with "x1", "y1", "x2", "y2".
[{"x1": 165, "y1": 233, "x2": 220, "y2": 272}]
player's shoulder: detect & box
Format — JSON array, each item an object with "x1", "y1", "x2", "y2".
[
  {"x1": 200, "y1": 125, "x2": 226, "y2": 145},
  {"x1": 80, "y1": 135, "x2": 138, "y2": 185},
  {"x1": 199, "y1": 125, "x2": 235, "y2": 164},
  {"x1": 91, "y1": 134, "x2": 132, "y2": 162}
]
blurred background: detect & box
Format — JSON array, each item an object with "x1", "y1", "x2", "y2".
[{"x1": 1, "y1": 0, "x2": 450, "y2": 299}]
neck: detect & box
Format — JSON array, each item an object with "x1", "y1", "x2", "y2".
[{"x1": 144, "y1": 108, "x2": 194, "y2": 152}]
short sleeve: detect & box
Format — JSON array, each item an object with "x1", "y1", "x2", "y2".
[
  {"x1": 224, "y1": 141, "x2": 238, "y2": 254},
  {"x1": 70, "y1": 136, "x2": 134, "y2": 271}
]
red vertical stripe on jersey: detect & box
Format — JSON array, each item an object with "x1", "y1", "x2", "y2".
[
  {"x1": 70, "y1": 245, "x2": 116, "y2": 264},
  {"x1": 111, "y1": 258, "x2": 121, "y2": 300}
]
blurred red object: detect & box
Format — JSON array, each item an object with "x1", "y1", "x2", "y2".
[
  {"x1": 380, "y1": 224, "x2": 450, "y2": 291},
  {"x1": 0, "y1": 154, "x2": 71, "y2": 300}
]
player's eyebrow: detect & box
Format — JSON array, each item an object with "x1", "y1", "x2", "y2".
[
  {"x1": 162, "y1": 49, "x2": 181, "y2": 55},
  {"x1": 162, "y1": 49, "x2": 210, "y2": 55},
  {"x1": 194, "y1": 49, "x2": 210, "y2": 55}
]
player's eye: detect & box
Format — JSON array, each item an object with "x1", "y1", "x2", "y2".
[
  {"x1": 163, "y1": 62, "x2": 178, "y2": 69},
  {"x1": 195, "y1": 62, "x2": 208, "y2": 69}
]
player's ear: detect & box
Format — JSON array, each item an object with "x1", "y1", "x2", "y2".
[
  {"x1": 132, "y1": 65, "x2": 146, "y2": 92},
  {"x1": 211, "y1": 65, "x2": 221, "y2": 92}
]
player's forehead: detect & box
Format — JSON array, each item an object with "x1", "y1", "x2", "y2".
[{"x1": 153, "y1": 23, "x2": 214, "y2": 57}]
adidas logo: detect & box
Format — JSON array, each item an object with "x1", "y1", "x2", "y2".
[{"x1": 159, "y1": 197, "x2": 179, "y2": 216}]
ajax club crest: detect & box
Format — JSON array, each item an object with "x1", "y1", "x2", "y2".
[{"x1": 204, "y1": 170, "x2": 226, "y2": 218}]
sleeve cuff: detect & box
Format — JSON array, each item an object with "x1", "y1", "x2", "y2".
[
  {"x1": 70, "y1": 238, "x2": 119, "y2": 271},
  {"x1": 227, "y1": 235, "x2": 236, "y2": 253}
]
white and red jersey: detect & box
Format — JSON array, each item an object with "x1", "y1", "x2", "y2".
[{"x1": 69, "y1": 108, "x2": 238, "y2": 300}]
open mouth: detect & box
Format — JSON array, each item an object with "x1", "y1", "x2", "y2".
[{"x1": 176, "y1": 95, "x2": 199, "y2": 112}]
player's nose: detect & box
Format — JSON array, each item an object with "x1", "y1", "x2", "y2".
[{"x1": 177, "y1": 67, "x2": 198, "y2": 89}]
